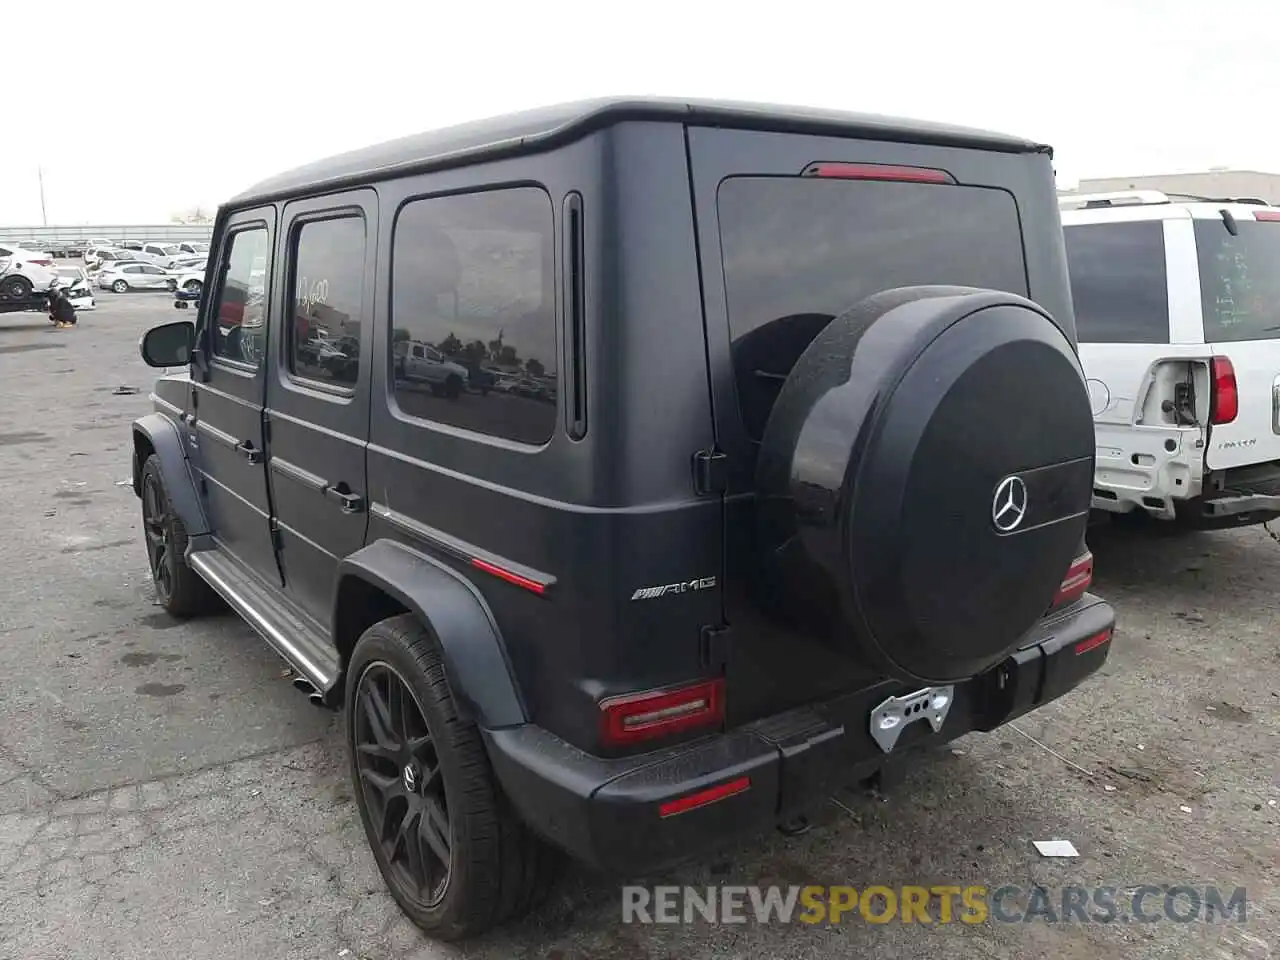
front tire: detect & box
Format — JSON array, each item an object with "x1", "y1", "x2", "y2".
[
  {"x1": 347, "y1": 614, "x2": 554, "y2": 940},
  {"x1": 183, "y1": 279, "x2": 202, "y2": 294},
  {"x1": 139, "y1": 455, "x2": 221, "y2": 617},
  {"x1": 1, "y1": 275, "x2": 33, "y2": 299},
  {"x1": 112, "y1": 279, "x2": 128, "y2": 293}
]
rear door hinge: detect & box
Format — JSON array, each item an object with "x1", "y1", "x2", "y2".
[
  {"x1": 693, "y1": 450, "x2": 727, "y2": 496},
  {"x1": 261, "y1": 411, "x2": 272, "y2": 444},
  {"x1": 269, "y1": 519, "x2": 283, "y2": 551},
  {"x1": 700, "y1": 624, "x2": 730, "y2": 669}
]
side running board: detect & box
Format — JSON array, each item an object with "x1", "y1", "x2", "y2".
[{"x1": 189, "y1": 550, "x2": 340, "y2": 703}]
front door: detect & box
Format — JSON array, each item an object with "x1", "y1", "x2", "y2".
[
  {"x1": 191, "y1": 210, "x2": 279, "y2": 584},
  {"x1": 264, "y1": 191, "x2": 376, "y2": 623}
]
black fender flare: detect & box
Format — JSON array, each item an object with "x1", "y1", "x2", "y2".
[
  {"x1": 131, "y1": 413, "x2": 209, "y2": 536},
  {"x1": 334, "y1": 539, "x2": 527, "y2": 729}
]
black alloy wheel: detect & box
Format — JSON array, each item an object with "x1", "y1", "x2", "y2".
[
  {"x1": 353, "y1": 661, "x2": 452, "y2": 907},
  {"x1": 141, "y1": 469, "x2": 176, "y2": 605}
]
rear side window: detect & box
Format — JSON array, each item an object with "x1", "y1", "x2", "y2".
[
  {"x1": 288, "y1": 216, "x2": 366, "y2": 390},
  {"x1": 717, "y1": 176, "x2": 1028, "y2": 441},
  {"x1": 1063, "y1": 222, "x2": 1169, "y2": 345},
  {"x1": 390, "y1": 187, "x2": 556, "y2": 446},
  {"x1": 1194, "y1": 219, "x2": 1280, "y2": 343}
]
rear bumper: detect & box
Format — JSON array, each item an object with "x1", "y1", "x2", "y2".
[{"x1": 485, "y1": 596, "x2": 1115, "y2": 874}]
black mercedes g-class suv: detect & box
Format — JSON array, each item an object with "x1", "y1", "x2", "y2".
[{"x1": 131, "y1": 97, "x2": 1115, "y2": 940}]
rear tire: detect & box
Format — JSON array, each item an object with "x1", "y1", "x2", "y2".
[
  {"x1": 183, "y1": 280, "x2": 202, "y2": 294},
  {"x1": 139, "y1": 455, "x2": 222, "y2": 617},
  {"x1": 112, "y1": 280, "x2": 128, "y2": 293},
  {"x1": 347, "y1": 614, "x2": 556, "y2": 940}
]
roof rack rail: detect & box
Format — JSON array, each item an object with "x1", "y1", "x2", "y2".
[
  {"x1": 1057, "y1": 190, "x2": 1171, "y2": 210},
  {"x1": 1164, "y1": 192, "x2": 1272, "y2": 206}
]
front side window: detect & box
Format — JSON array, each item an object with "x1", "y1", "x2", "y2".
[
  {"x1": 390, "y1": 187, "x2": 556, "y2": 446},
  {"x1": 717, "y1": 176, "x2": 1028, "y2": 440},
  {"x1": 210, "y1": 226, "x2": 270, "y2": 368},
  {"x1": 1063, "y1": 221, "x2": 1169, "y2": 345},
  {"x1": 1194, "y1": 218, "x2": 1280, "y2": 343},
  {"x1": 288, "y1": 216, "x2": 366, "y2": 390}
]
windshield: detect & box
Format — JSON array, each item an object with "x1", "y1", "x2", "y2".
[{"x1": 1195, "y1": 218, "x2": 1280, "y2": 342}]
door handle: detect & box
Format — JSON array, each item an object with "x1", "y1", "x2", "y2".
[
  {"x1": 234, "y1": 440, "x2": 263, "y2": 464},
  {"x1": 323, "y1": 484, "x2": 365, "y2": 514}
]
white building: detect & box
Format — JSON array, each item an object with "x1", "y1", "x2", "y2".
[{"x1": 1063, "y1": 168, "x2": 1280, "y2": 203}]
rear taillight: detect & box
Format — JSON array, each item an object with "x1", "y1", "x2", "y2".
[
  {"x1": 1252, "y1": 209, "x2": 1280, "y2": 222},
  {"x1": 30, "y1": 258, "x2": 53, "y2": 267},
  {"x1": 1210, "y1": 356, "x2": 1238, "y2": 425},
  {"x1": 600, "y1": 678, "x2": 724, "y2": 747},
  {"x1": 801, "y1": 162, "x2": 956, "y2": 184},
  {"x1": 1053, "y1": 552, "x2": 1093, "y2": 609}
]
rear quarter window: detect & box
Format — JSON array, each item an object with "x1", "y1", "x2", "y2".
[
  {"x1": 717, "y1": 176, "x2": 1028, "y2": 441},
  {"x1": 1194, "y1": 219, "x2": 1280, "y2": 343},
  {"x1": 1063, "y1": 221, "x2": 1169, "y2": 344}
]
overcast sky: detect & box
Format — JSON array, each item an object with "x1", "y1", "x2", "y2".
[{"x1": 4, "y1": 0, "x2": 1275, "y2": 225}]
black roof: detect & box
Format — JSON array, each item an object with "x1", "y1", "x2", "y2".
[{"x1": 231, "y1": 96, "x2": 1049, "y2": 204}]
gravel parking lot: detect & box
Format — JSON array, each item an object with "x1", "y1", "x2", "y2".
[{"x1": 0, "y1": 291, "x2": 1276, "y2": 960}]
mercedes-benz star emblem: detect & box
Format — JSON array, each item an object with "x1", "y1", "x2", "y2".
[{"x1": 992, "y1": 475, "x2": 1029, "y2": 532}]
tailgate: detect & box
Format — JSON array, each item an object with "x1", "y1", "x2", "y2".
[
  {"x1": 1192, "y1": 211, "x2": 1280, "y2": 470},
  {"x1": 1205, "y1": 342, "x2": 1280, "y2": 470}
]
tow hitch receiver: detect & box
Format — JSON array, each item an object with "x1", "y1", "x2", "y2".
[{"x1": 869, "y1": 686, "x2": 954, "y2": 753}]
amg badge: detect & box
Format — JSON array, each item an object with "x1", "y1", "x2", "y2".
[{"x1": 630, "y1": 577, "x2": 717, "y2": 601}]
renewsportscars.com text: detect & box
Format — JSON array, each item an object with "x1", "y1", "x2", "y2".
[{"x1": 621, "y1": 884, "x2": 1248, "y2": 925}]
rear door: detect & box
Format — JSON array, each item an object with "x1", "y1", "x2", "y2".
[
  {"x1": 685, "y1": 127, "x2": 1038, "y2": 724},
  {"x1": 264, "y1": 191, "x2": 376, "y2": 624},
  {"x1": 1192, "y1": 209, "x2": 1280, "y2": 470}
]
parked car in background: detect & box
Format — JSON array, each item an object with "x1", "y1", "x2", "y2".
[
  {"x1": 171, "y1": 264, "x2": 207, "y2": 293},
  {"x1": 1062, "y1": 190, "x2": 1280, "y2": 530},
  {"x1": 0, "y1": 244, "x2": 58, "y2": 299},
  {"x1": 88, "y1": 249, "x2": 143, "y2": 273},
  {"x1": 53, "y1": 265, "x2": 96, "y2": 311},
  {"x1": 97, "y1": 261, "x2": 177, "y2": 292}
]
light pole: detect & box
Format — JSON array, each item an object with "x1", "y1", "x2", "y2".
[{"x1": 38, "y1": 166, "x2": 48, "y2": 226}]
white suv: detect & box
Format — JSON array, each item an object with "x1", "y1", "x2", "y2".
[{"x1": 1061, "y1": 190, "x2": 1280, "y2": 528}]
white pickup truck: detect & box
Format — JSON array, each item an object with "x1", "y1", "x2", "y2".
[{"x1": 393, "y1": 339, "x2": 470, "y2": 399}]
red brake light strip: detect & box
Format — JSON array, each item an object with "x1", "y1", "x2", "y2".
[
  {"x1": 802, "y1": 162, "x2": 956, "y2": 184},
  {"x1": 1074, "y1": 630, "x2": 1112, "y2": 656},
  {"x1": 659, "y1": 776, "x2": 751, "y2": 818}
]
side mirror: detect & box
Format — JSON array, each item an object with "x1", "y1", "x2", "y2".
[{"x1": 139, "y1": 320, "x2": 195, "y2": 368}]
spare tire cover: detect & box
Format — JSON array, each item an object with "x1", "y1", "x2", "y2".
[{"x1": 755, "y1": 286, "x2": 1095, "y2": 684}]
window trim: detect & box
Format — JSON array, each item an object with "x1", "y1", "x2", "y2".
[
  {"x1": 282, "y1": 207, "x2": 368, "y2": 399},
  {"x1": 386, "y1": 182, "x2": 559, "y2": 450},
  {"x1": 207, "y1": 221, "x2": 272, "y2": 375}
]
